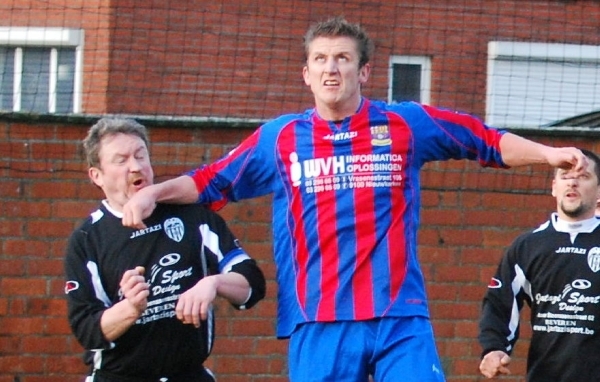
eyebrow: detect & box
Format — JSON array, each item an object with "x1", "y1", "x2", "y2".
[
  {"x1": 111, "y1": 145, "x2": 147, "y2": 158},
  {"x1": 312, "y1": 51, "x2": 348, "y2": 56},
  {"x1": 558, "y1": 169, "x2": 592, "y2": 177}
]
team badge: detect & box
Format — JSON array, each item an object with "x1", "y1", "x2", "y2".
[
  {"x1": 370, "y1": 125, "x2": 392, "y2": 146},
  {"x1": 164, "y1": 217, "x2": 184, "y2": 242},
  {"x1": 65, "y1": 281, "x2": 79, "y2": 294},
  {"x1": 587, "y1": 247, "x2": 600, "y2": 272},
  {"x1": 487, "y1": 277, "x2": 502, "y2": 288}
]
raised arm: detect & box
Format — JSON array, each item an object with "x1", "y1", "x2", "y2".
[
  {"x1": 499, "y1": 132, "x2": 587, "y2": 170},
  {"x1": 122, "y1": 175, "x2": 198, "y2": 229}
]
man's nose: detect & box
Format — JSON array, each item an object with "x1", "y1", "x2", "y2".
[
  {"x1": 128, "y1": 157, "x2": 143, "y2": 171},
  {"x1": 325, "y1": 57, "x2": 338, "y2": 73}
]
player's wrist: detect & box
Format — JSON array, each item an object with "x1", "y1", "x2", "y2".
[{"x1": 123, "y1": 297, "x2": 146, "y2": 318}]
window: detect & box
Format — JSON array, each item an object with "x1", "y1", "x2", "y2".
[
  {"x1": 388, "y1": 56, "x2": 431, "y2": 105},
  {"x1": 486, "y1": 41, "x2": 600, "y2": 128},
  {"x1": 0, "y1": 27, "x2": 84, "y2": 114}
]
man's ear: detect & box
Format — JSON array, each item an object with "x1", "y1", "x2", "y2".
[
  {"x1": 551, "y1": 178, "x2": 557, "y2": 198},
  {"x1": 88, "y1": 167, "x2": 102, "y2": 188},
  {"x1": 302, "y1": 65, "x2": 310, "y2": 86},
  {"x1": 358, "y1": 63, "x2": 371, "y2": 84}
]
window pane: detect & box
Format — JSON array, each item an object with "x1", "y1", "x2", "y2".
[
  {"x1": 392, "y1": 63, "x2": 421, "y2": 103},
  {"x1": 21, "y1": 48, "x2": 50, "y2": 113},
  {"x1": 56, "y1": 48, "x2": 75, "y2": 113},
  {"x1": 0, "y1": 47, "x2": 14, "y2": 111},
  {"x1": 488, "y1": 59, "x2": 600, "y2": 127}
]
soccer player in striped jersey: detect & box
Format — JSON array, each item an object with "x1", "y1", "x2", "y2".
[
  {"x1": 478, "y1": 149, "x2": 600, "y2": 381},
  {"x1": 122, "y1": 17, "x2": 588, "y2": 382}
]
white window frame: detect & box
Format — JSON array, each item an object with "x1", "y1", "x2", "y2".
[
  {"x1": 486, "y1": 41, "x2": 600, "y2": 128},
  {"x1": 388, "y1": 55, "x2": 431, "y2": 105},
  {"x1": 0, "y1": 27, "x2": 84, "y2": 113}
]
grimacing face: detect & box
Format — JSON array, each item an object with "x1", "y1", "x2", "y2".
[
  {"x1": 302, "y1": 36, "x2": 370, "y2": 121},
  {"x1": 88, "y1": 133, "x2": 154, "y2": 212},
  {"x1": 552, "y1": 159, "x2": 600, "y2": 220}
]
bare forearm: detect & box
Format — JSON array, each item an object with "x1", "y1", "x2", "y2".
[
  {"x1": 152, "y1": 175, "x2": 199, "y2": 204},
  {"x1": 499, "y1": 133, "x2": 552, "y2": 167},
  {"x1": 122, "y1": 175, "x2": 198, "y2": 229},
  {"x1": 100, "y1": 300, "x2": 142, "y2": 342},
  {"x1": 499, "y1": 133, "x2": 585, "y2": 170},
  {"x1": 213, "y1": 272, "x2": 252, "y2": 305}
]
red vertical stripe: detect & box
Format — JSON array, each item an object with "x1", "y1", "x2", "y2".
[
  {"x1": 387, "y1": 112, "x2": 410, "y2": 301},
  {"x1": 293, "y1": 206, "x2": 310, "y2": 313},
  {"x1": 313, "y1": 117, "x2": 339, "y2": 321},
  {"x1": 195, "y1": 131, "x2": 261, "y2": 210},
  {"x1": 352, "y1": 190, "x2": 376, "y2": 319},
  {"x1": 277, "y1": 125, "x2": 310, "y2": 315}
]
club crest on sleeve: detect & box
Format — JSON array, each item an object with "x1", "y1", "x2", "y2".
[
  {"x1": 488, "y1": 277, "x2": 502, "y2": 288},
  {"x1": 65, "y1": 281, "x2": 79, "y2": 294}
]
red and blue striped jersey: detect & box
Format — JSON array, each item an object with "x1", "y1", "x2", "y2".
[{"x1": 189, "y1": 99, "x2": 507, "y2": 338}]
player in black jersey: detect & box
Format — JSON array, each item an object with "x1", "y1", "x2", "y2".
[
  {"x1": 64, "y1": 118, "x2": 266, "y2": 382},
  {"x1": 478, "y1": 149, "x2": 600, "y2": 382}
]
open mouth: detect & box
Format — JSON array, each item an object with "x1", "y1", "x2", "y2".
[
  {"x1": 565, "y1": 191, "x2": 579, "y2": 199},
  {"x1": 130, "y1": 176, "x2": 144, "y2": 187}
]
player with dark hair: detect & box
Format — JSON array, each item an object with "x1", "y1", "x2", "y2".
[
  {"x1": 479, "y1": 149, "x2": 600, "y2": 382},
  {"x1": 121, "y1": 17, "x2": 587, "y2": 382},
  {"x1": 64, "y1": 117, "x2": 266, "y2": 382}
]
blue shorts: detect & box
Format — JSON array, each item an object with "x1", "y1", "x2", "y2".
[{"x1": 288, "y1": 316, "x2": 446, "y2": 382}]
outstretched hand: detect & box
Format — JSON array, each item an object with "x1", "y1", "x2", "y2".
[{"x1": 479, "y1": 350, "x2": 511, "y2": 379}]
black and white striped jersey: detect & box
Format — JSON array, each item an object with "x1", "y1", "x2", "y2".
[
  {"x1": 479, "y1": 214, "x2": 600, "y2": 382},
  {"x1": 64, "y1": 201, "x2": 265, "y2": 379}
]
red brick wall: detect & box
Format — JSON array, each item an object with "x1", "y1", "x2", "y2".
[
  {"x1": 4, "y1": 1, "x2": 598, "y2": 120},
  {"x1": 1, "y1": 117, "x2": 598, "y2": 381},
  {"x1": 105, "y1": 0, "x2": 600, "y2": 120}
]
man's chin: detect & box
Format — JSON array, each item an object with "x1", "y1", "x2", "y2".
[{"x1": 562, "y1": 206, "x2": 585, "y2": 219}]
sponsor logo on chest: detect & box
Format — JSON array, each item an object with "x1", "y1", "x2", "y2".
[{"x1": 555, "y1": 246, "x2": 600, "y2": 273}]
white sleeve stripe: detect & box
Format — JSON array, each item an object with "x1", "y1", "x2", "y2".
[
  {"x1": 238, "y1": 288, "x2": 252, "y2": 309},
  {"x1": 507, "y1": 264, "x2": 531, "y2": 350},
  {"x1": 86, "y1": 261, "x2": 112, "y2": 308},
  {"x1": 199, "y1": 224, "x2": 223, "y2": 261},
  {"x1": 207, "y1": 306, "x2": 214, "y2": 352}
]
